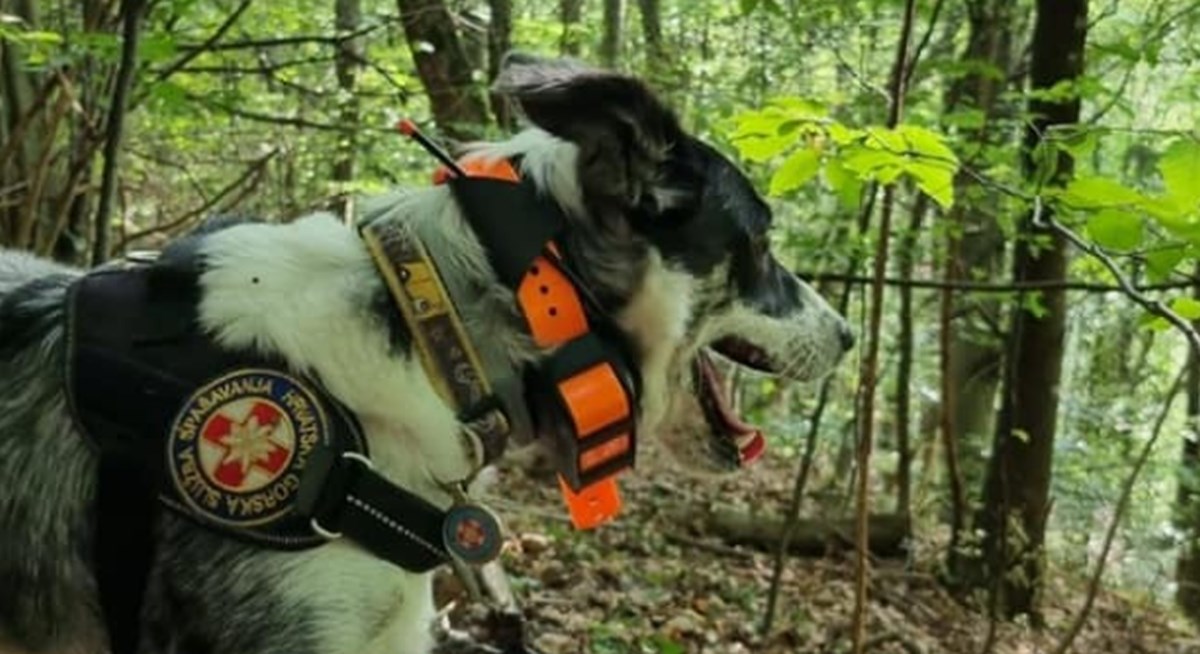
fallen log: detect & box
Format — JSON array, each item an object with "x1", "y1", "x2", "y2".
[{"x1": 698, "y1": 508, "x2": 910, "y2": 558}]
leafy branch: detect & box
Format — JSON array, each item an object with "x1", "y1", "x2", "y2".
[{"x1": 1033, "y1": 198, "x2": 1200, "y2": 353}]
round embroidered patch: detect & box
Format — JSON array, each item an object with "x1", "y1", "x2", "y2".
[
  {"x1": 442, "y1": 503, "x2": 504, "y2": 565},
  {"x1": 168, "y1": 369, "x2": 329, "y2": 528}
]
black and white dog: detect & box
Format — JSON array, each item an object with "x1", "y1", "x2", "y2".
[{"x1": 0, "y1": 55, "x2": 851, "y2": 654}]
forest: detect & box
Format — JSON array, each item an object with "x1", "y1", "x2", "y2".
[{"x1": 2, "y1": 0, "x2": 1199, "y2": 652}]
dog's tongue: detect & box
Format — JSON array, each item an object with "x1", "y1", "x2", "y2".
[{"x1": 698, "y1": 352, "x2": 766, "y2": 465}]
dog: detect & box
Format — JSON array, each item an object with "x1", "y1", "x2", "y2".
[{"x1": 0, "y1": 54, "x2": 852, "y2": 654}]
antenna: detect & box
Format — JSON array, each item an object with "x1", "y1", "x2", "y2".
[{"x1": 395, "y1": 119, "x2": 466, "y2": 178}]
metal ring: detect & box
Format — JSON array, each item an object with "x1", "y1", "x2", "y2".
[
  {"x1": 342, "y1": 451, "x2": 374, "y2": 468},
  {"x1": 310, "y1": 517, "x2": 342, "y2": 540}
]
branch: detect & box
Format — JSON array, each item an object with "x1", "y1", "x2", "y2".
[
  {"x1": 184, "y1": 91, "x2": 387, "y2": 132},
  {"x1": 800, "y1": 271, "x2": 1200, "y2": 293},
  {"x1": 1033, "y1": 199, "x2": 1200, "y2": 353},
  {"x1": 173, "y1": 22, "x2": 384, "y2": 52},
  {"x1": 160, "y1": 54, "x2": 336, "y2": 75},
  {"x1": 114, "y1": 148, "x2": 277, "y2": 251},
  {"x1": 151, "y1": 0, "x2": 253, "y2": 83},
  {"x1": 903, "y1": 0, "x2": 946, "y2": 88},
  {"x1": 1049, "y1": 363, "x2": 1187, "y2": 654},
  {"x1": 92, "y1": 0, "x2": 146, "y2": 265}
]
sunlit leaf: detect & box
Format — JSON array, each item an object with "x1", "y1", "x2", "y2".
[
  {"x1": 1160, "y1": 139, "x2": 1200, "y2": 207},
  {"x1": 733, "y1": 133, "x2": 794, "y2": 163},
  {"x1": 1171, "y1": 297, "x2": 1200, "y2": 320},
  {"x1": 768, "y1": 148, "x2": 820, "y2": 196},
  {"x1": 824, "y1": 157, "x2": 863, "y2": 210},
  {"x1": 1061, "y1": 176, "x2": 1147, "y2": 210}
]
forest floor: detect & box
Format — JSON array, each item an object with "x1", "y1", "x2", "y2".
[{"x1": 441, "y1": 447, "x2": 1200, "y2": 654}]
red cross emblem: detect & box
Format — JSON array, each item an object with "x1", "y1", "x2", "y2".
[
  {"x1": 201, "y1": 400, "x2": 292, "y2": 491},
  {"x1": 455, "y1": 518, "x2": 487, "y2": 550}
]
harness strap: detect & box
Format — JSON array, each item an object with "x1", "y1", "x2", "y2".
[{"x1": 296, "y1": 449, "x2": 450, "y2": 572}]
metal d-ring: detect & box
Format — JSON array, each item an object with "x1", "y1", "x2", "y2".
[{"x1": 310, "y1": 451, "x2": 377, "y2": 540}]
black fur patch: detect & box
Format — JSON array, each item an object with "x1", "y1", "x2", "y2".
[{"x1": 0, "y1": 274, "x2": 74, "y2": 360}]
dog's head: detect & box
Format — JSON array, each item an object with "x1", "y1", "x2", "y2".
[{"x1": 490, "y1": 54, "x2": 853, "y2": 473}]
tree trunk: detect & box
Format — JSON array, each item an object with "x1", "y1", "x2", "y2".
[
  {"x1": 970, "y1": 0, "x2": 1087, "y2": 622},
  {"x1": 944, "y1": 0, "x2": 1016, "y2": 506},
  {"x1": 894, "y1": 194, "x2": 929, "y2": 522},
  {"x1": 635, "y1": 0, "x2": 666, "y2": 84},
  {"x1": 559, "y1": 0, "x2": 584, "y2": 56},
  {"x1": 333, "y1": 0, "x2": 362, "y2": 220},
  {"x1": 92, "y1": 0, "x2": 145, "y2": 265},
  {"x1": 396, "y1": 0, "x2": 491, "y2": 140},
  {"x1": 486, "y1": 0, "x2": 514, "y2": 129},
  {"x1": 600, "y1": 0, "x2": 622, "y2": 69},
  {"x1": 1177, "y1": 265, "x2": 1200, "y2": 624}
]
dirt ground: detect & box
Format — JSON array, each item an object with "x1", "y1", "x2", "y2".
[{"x1": 440, "y1": 450, "x2": 1200, "y2": 654}]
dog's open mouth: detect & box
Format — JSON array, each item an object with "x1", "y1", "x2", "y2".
[{"x1": 693, "y1": 337, "x2": 779, "y2": 469}]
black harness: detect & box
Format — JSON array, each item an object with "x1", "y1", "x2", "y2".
[{"x1": 73, "y1": 163, "x2": 641, "y2": 653}]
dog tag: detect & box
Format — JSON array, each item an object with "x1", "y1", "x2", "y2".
[{"x1": 443, "y1": 502, "x2": 504, "y2": 566}]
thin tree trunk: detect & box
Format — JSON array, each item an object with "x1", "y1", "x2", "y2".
[
  {"x1": 559, "y1": 0, "x2": 584, "y2": 56},
  {"x1": 894, "y1": 194, "x2": 929, "y2": 522},
  {"x1": 486, "y1": 0, "x2": 514, "y2": 129},
  {"x1": 600, "y1": 0, "x2": 622, "y2": 69},
  {"x1": 851, "y1": 0, "x2": 917, "y2": 650},
  {"x1": 972, "y1": 0, "x2": 1087, "y2": 622},
  {"x1": 944, "y1": 0, "x2": 1016, "y2": 507},
  {"x1": 333, "y1": 0, "x2": 362, "y2": 220},
  {"x1": 635, "y1": 0, "x2": 666, "y2": 86},
  {"x1": 396, "y1": 0, "x2": 491, "y2": 139},
  {"x1": 92, "y1": 0, "x2": 145, "y2": 265},
  {"x1": 1177, "y1": 263, "x2": 1200, "y2": 624}
]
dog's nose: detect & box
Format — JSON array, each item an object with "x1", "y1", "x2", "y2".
[{"x1": 838, "y1": 322, "x2": 856, "y2": 351}]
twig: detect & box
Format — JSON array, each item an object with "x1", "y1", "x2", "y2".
[
  {"x1": 1034, "y1": 203, "x2": 1200, "y2": 354},
  {"x1": 1049, "y1": 363, "x2": 1188, "y2": 654},
  {"x1": 92, "y1": 0, "x2": 145, "y2": 265},
  {"x1": 114, "y1": 148, "x2": 277, "y2": 251},
  {"x1": 760, "y1": 186, "x2": 879, "y2": 636},
  {"x1": 151, "y1": 0, "x2": 253, "y2": 83},
  {"x1": 852, "y1": 0, "x2": 918, "y2": 651}
]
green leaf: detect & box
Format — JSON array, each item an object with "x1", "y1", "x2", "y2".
[
  {"x1": 906, "y1": 160, "x2": 956, "y2": 209},
  {"x1": 897, "y1": 124, "x2": 958, "y2": 163},
  {"x1": 733, "y1": 133, "x2": 793, "y2": 163},
  {"x1": 1146, "y1": 246, "x2": 1187, "y2": 282},
  {"x1": 1172, "y1": 297, "x2": 1200, "y2": 320},
  {"x1": 1061, "y1": 176, "x2": 1147, "y2": 210},
  {"x1": 827, "y1": 122, "x2": 860, "y2": 146},
  {"x1": 942, "y1": 109, "x2": 986, "y2": 130},
  {"x1": 739, "y1": 0, "x2": 760, "y2": 14},
  {"x1": 1160, "y1": 139, "x2": 1200, "y2": 207},
  {"x1": 769, "y1": 148, "x2": 821, "y2": 196},
  {"x1": 1085, "y1": 210, "x2": 1142, "y2": 251},
  {"x1": 824, "y1": 158, "x2": 863, "y2": 210}
]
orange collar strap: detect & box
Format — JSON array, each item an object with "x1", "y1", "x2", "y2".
[{"x1": 436, "y1": 157, "x2": 637, "y2": 530}]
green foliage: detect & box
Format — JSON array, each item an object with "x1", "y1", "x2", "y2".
[{"x1": 725, "y1": 98, "x2": 960, "y2": 209}]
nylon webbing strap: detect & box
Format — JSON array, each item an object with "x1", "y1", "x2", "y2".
[
  {"x1": 297, "y1": 448, "x2": 449, "y2": 572},
  {"x1": 447, "y1": 176, "x2": 567, "y2": 289},
  {"x1": 360, "y1": 219, "x2": 509, "y2": 463}
]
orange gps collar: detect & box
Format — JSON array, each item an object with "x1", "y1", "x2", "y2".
[{"x1": 435, "y1": 156, "x2": 638, "y2": 530}]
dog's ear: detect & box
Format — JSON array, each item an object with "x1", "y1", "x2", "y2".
[{"x1": 494, "y1": 52, "x2": 685, "y2": 214}]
